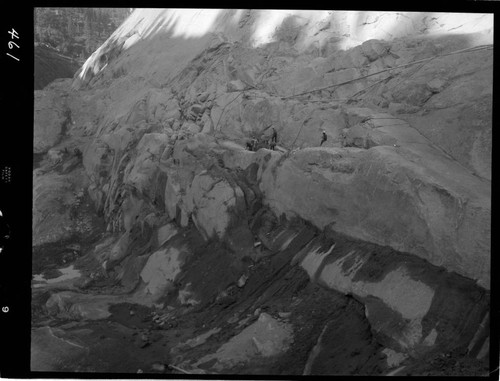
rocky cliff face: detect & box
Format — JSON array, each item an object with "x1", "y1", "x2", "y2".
[{"x1": 32, "y1": 9, "x2": 491, "y2": 375}]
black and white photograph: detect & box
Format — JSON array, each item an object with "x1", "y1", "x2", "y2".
[{"x1": 3, "y1": 5, "x2": 497, "y2": 378}]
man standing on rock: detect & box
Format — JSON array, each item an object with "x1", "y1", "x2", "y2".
[
  {"x1": 271, "y1": 127, "x2": 278, "y2": 148},
  {"x1": 246, "y1": 138, "x2": 258, "y2": 151},
  {"x1": 320, "y1": 130, "x2": 327, "y2": 146},
  {"x1": 267, "y1": 127, "x2": 278, "y2": 150}
]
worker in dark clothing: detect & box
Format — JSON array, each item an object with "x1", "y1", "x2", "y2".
[
  {"x1": 252, "y1": 138, "x2": 258, "y2": 151},
  {"x1": 320, "y1": 130, "x2": 327, "y2": 146},
  {"x1": 246, "y1": 139, "x2": 258, "y2": 151},
  {"x1": 270, "y1": 127, "x2": 278, "y2": 150}
]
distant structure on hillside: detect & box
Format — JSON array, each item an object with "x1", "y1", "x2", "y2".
[
  {"x1": 34, "y1": 8, "x2": 130, "y2": 61},
  {"x1": 34, "y1": 43, "x2": 81, "y2": 89}
]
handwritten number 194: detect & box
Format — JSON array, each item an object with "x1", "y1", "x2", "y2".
[{"x1": 7, "y1": 28, "x2": 19, "y2": 61}]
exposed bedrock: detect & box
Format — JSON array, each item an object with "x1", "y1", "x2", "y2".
[
  {"x1": 58, "y1": 130, "x2": 489, "y2": 359},
  {"x1": 256, "y1": 145, "x2": 490, "y2": 288},
  {"x1": 32, "y1": 8, "x2": 491, "y2": 373}
]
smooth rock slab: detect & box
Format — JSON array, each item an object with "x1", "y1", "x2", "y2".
[
  {"x1": 45, "y1": 291, "x2": 120, "y2": 320},
  {"x1": 259, "y1": 145, "x2": 490, "y2": 288},
  {"x1": 194, "y1": 312, "x2": 293, "y2": 371},
  {"x1": 140, "y1": 246, "x2": 187, "y2": 300}
]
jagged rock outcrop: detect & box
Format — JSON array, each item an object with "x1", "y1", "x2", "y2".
[
  {"x1": 33, "y1": 169, "x2": 81, "y2": 246},
  {"x1": 34, "y1": 85, "x2": 70, "y2": 154},
  {"x1": 140, "y1": 246, "x2": 186, "y2": 300},
  {"x1": 33, "y1": 156, "x2": 102, "y2": 247}
]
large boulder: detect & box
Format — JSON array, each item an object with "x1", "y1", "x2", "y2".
[
  {"x1": 184, "y1": 172, "x2": 247, "y2": 240},
  {"x1": 139, "y1": 244, "x2": 188, "y2": 301},
  {"x1": 292, "y1": 231, "x2": 489, "y2": 356},
  {"x1": 259, "y1": 145, "x2": 490, "y2": 288}
]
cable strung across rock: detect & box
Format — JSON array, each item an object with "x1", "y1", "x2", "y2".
[{"x1": 280, "y1": 44, "x2": 493, "y2": 100}]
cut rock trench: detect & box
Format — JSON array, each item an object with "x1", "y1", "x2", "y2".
[
  {"x1": 31, "y1": 194, "x2": 489, "y2": 375},
  {"x1": 31, "y1": 212, "x2": 390, "y2": 375}
]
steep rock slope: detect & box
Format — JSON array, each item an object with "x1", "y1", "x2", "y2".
[
  {"x1": 64, "y1": 9, "x2": 491, "y2": 287},
  {"x1": 32, "y1": 9, "x2": 492, "y2": 375}
]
